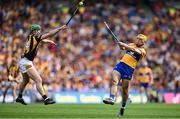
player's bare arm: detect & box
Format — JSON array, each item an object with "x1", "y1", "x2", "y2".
[
  {"x1": 117, "y1": 41, "x2": 142, "y2": 54},
  {"x1": 41, "y1": 25, "x2": 67, "y2": 39},
  {"x1": 42, "y1": 39, "x2": 56, "y2": 45}
]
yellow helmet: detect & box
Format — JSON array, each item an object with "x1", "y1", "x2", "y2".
[{"x1": 137, "y1": 34, "x2": 148, "y2": 42}]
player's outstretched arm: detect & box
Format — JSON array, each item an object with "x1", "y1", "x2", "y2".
[
  {"x1": 117, "y1": 42, "x2": 141, "y2": 54},
  {"x1": 42, "y1": 39, "x2": 56, "y2": 45},
  {"x1": 41, "y1": 25, "x2": 67, "y2": 39}
]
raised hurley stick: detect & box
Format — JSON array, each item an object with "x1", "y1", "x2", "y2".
[
  {"x1": 104, "y1": 21, "x2": 120, "y2": 43},
  {"x1": 66, "y1": 0, "x2": 85, "y2": 25}
]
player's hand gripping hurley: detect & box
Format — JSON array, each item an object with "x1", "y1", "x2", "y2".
[{"x1": 104, "y1": 21, "x2": 140, "y2": 53}]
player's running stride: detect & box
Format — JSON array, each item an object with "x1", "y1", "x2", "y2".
[
  {"x1": 16, "y1": 24, "x2": 66, "y2": 105},
  {"x1": 103, "y1": 34, "x2": 148, "y2": 116}
]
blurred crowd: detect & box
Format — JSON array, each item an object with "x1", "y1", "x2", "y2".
[{"x1": 0, "y1": 0, "x2": 180, "y2": 96}]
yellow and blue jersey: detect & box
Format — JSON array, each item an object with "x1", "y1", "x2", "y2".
[
  {"x1": 120, "y1": 43, "x2": 146, "y2": 68},
  {"x1": 114, "y1": 43, "x2": 146, "y2": 80},
  {"x1": 137, "y1": 67, "x2": 152, "y2": 83},
  {"x1": 8, "y1": 65, "x2": 19, "y2": 78}
]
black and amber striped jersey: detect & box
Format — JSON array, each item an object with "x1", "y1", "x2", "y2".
[
  {"x1": 8, "y1": 65, "x2": 19, "y2": 78},
  {"x1": 23, "y1": 34, "x2": 42, "y2": 61}
]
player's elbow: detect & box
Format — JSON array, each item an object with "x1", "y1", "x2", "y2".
[
  {"x1": 41, "y1": 33, "x2": 51, "y2": 39},
  {"x1": 120, "y1": 46, "x2": 126, "y2": 50}
]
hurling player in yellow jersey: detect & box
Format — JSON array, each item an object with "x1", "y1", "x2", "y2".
[
  {"x1": 135, "y1": 61, "x2": 153, "y2": 103},
  {"x1": 103, "y1": 34, "x2": 148, "y2": 116},
  {"x1": 16, "y1": 24, "x2": 66, "y2": 105}
]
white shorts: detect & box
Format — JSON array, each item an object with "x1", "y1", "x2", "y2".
[
  {"x1": 6, "y1": 81, "x2": 18, "y2": 87},
  {"x1": 19, "y1": 57, "x2": 33, "y2": 73}
]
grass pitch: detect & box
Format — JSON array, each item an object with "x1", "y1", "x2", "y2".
[{"x1": 0, "y1": 103, "x2": 180, "y2": 119}]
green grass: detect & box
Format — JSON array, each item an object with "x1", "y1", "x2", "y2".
[{"x1": 0, "y1": 103, "x2": 180, "y2": 119}]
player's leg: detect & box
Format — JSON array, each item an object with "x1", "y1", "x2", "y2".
[
  {"x1": 12, "y1": 84, "x2": 17, "y2": 102},
  {"x1": 119, "y1": 79, "x2": 130, "y2": 116},
  {"x1": 140, "y1": 84, "x2": 145, "y2": 103},
  {"x1": 103, "y1": 70, "x2": 121, "y2": 105},
  {"x1": 26, "y1": 66, "x2": 55, "y2": 105},
  {"x1": 16, "y1": 73, "x2": 29, "y2": 105},
  {"x1": 110, "y1": 70, "x2": 121, "y2": 100},
  {"x1": 115, "y1": 84, "x2": 121, "y2": 102},
  {"x1": 18, "y1": 73, "x2": 30, "y2": 96},
  {"x1": 26, "y1": 67, "x2": 45, "y2": 96},
  {"x1": 121, "y1": 79, "x2": 130, "y2": 108},
  {"x1": 116, "y1": 82, "x2": 132, "y2": 103},
  {"x1": 145, "y1": 84, "x2": 150, "y2": 102},
  {"x1": 2, "y1": 85, "x2": 10, "y2": 103},
  {"x1": 127, "y1": 83, "x2": 132, "y2": 104}
]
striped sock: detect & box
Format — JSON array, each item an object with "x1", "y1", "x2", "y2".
[
  {"x1": 122, "y1": 102, "x2": 126, "y2": 109},
  {"x1": 42, "y1": 95, "x2": 48, "y2": 100},
  {"x1": 18, "y1": 94, "x2": 22, "y2": 98}
]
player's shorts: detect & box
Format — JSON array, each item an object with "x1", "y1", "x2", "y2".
[
  {"x1": 6, "y1": 81, "x2": 18, "y2": 87},
  {"x1": 19, "y1": 57, "x2": 33, "y2": 73},
  {"x1": 140, "y1": 83, "x2": 149, "y2": 89},
  {"x1": 114, "y1": 62, "x2": 134, "y2": 80},
  {"x1": 1, "y1": 81, "x2": 6, "y2": 86}
]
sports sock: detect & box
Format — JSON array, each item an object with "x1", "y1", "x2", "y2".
[
  {"x1": 122, "y1": 102, "x2": 126, "y2": 109},
  {"x1": 18, "y1": 94, "x2": 22, "y2": 98},
  {"x1": 110, "y1": 94, "x2": 115, "y2": 100},
  {"x1": 42, "y1": 95, "x2": 48, "y2": 100}
]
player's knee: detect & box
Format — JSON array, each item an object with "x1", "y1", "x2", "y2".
[
  {"x1": 34, "y1": 77, "x2": 43, "y2": 84},
  {"x1": 140, "y1": 88, "x2": 144, "y2": 93},
  {"x1": 122, "y1": 84, "x2": 129, "y2": 89},
  {"x1": 112, "y1": 71, "x2": 120, "y2": 84},
  {"x1": 122, "y1": 88, "x2": 128, "y2": 96},
  {"x1": 111, "y1": 78, "x2": 118, "y2": 85},
  {"x1": 122, "y1": 85, "x2": 129, "y2": 94}
]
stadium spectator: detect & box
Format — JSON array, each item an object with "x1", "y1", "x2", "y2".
[{"x1": 0, "y1": 0, "x2": 179, "y2": 102}]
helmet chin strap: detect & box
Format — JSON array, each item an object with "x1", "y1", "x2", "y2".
[
  {"x1": 34, "y1": 30, "x2": 41, "y2": 35},
  {"x1": 136, "y1": 43, "x2": 144, "y2": 47}
]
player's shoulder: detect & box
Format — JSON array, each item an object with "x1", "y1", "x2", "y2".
[
  {"x1": 34, "y1": 34, "x2": 42, "y2": 40},
  {"x1": 28, "y1": 33, "x2": 42, "y2": 40},
  {"x1": 15, "y1": 65, "x2": 19, "y2": 69},
  {"x1": 8, "y1": 65, "x2": 13, "y2": 70},
  {"x1": 139, "y1": 47, "x2": 146, "y2": 54},
  {"x1": 138, "y1": 67, "x2": 144, "y2": 71},
  {"x1": 27, "y1": 34, "x2": 32, "y2": 38},
  {"x1": 146, "y1": 67, "x2": 152, "y2": 71},
  {"x1": 9, "y1": 64, "x2": 14, "y2": 68},
  {"x1": 128, "y1": 43, "x2": 137, "y2": 49},
  {"x1": 128, "y1": 43, "x2": 135, "y2": 46}
]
